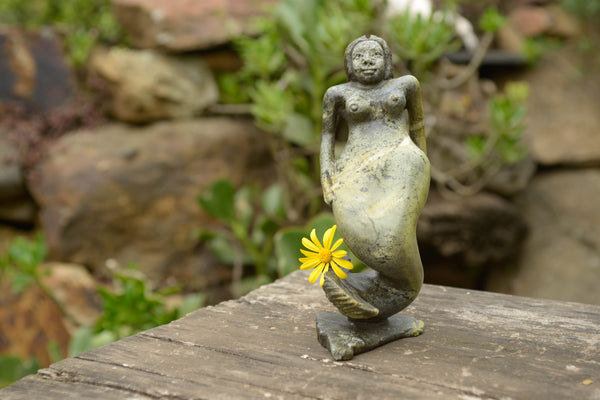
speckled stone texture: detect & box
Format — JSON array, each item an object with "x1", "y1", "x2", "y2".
[{"x1": 316, "y1": 312, "x2": 424, "y2": 361}]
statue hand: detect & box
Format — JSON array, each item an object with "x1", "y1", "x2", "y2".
[
  {"x1": 322, "y1": 171, "x2": 335, "y2": 205},
  {"x1": 323, "y1": 186, "x2": 335, "y2": 205}
]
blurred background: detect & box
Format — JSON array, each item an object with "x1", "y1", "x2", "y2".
[{"x1": 0, "y1": 0, "x2": 599, "y2": 386}]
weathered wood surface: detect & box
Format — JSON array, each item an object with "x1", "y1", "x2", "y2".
[{"x1": 2, "y1": 271, "x2": 599, "y2": 399}]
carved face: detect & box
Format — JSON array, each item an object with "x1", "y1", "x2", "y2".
[{"x1": 351, "y1": 40, "x2": 386, "y2": 85}]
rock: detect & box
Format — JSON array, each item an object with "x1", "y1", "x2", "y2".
[
  {"x1": 508, "y1": 4, "x2": 580, "y2": 39},
  {"x1": 0, "y1": 27, "x2": 75, "y2": 113},
  {"x1": 508, "y1": 6, "x2": 552, "y2": 37},
  {"x1": 89, "y1": 47, "x2": 219, "y2": 123},
  {"x1": 0, "y1": 132, "x2": 37, "y2": 226},
  {"x1": 40, "y1": 263, "x2": 102, "y2": 329},
  {"x1": 0, "y1": 199, "x2": 37, "y2": 227},
  {"x1": 28, "y1": 118, "x2": 274, "y2": 294},
  {"x1": 485, "y1": 157, "x2": 537, "y2": 197},
  {"x1": 487, "y1": 170, "x2": 600, "y2": 305},
  {"x1": 0, "y1": 136, "x2": 26, "y2": 200},
  {"x1": 496, "y1": 25, "x2": 526, "y2": 54},
  {"x1": 520, "y1": 45, "x2": 600, "y2": 166},
  {"x1": 0, "y1": 282, "x2": 70, "y2": 367},
  {"x1": 110, "y1": 0, "x2": 278, "y2": 51},
  {"x1": 418, "y1": 190, "x2": 528, "y2": 288},
  {"x1": 544, "y1": 4, "x2": 581, "y2": 38}
]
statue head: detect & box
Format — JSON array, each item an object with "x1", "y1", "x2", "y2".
[{"x1": 344, "y1": 35, "x2": 393, "y2": 84}]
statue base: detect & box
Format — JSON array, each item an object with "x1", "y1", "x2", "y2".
[{"x1": 316, "y1": 312, "x2": 424, "y2": 361}]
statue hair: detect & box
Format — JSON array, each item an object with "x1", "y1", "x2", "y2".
[{"x1": 344, "y1": 35, "x2": 393, "y2": 82}]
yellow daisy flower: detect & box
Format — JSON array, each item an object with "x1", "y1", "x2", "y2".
[{"x1": 299, "y1": 225, "x2": 354, "y2": 286}]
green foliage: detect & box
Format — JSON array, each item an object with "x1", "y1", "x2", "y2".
[
  {"x1": 95, "y1": 271, "x2": 179, "y2": 337},
  {"x1": 0, "y1": 236, "x2": 204, "y2": 385},
  {"x1": 0, "y1": 234, "x2": 46, "y2": 294},
  {"x1": 0, "y1": 235, "x2": 46, "y2": 385},
  {"x1": 559, "y1": 0, "x2": 600, "y2": 19},
  {"x1": 0, "y1": 0, "x2": 125, "y2": 66},
  {"x1": 387, "y1": 7, "x2": 460, "y2": 78},
  {"x1": 478, "y1": 7, "x2": 507, "y2": 34},
  {"x1": 198, "y1": 179, "x2": 364, "y2": 293},
  {"x1": 0, "y1": 355, "x2": 39, "y2": 388},
  {"x1": 466, "y1": 81, "x2": 530, "y2": 165},
  {"x1": 226, "y1": 0, "x2": 377, "y2": 144},
  {"x1": 198, "y1": 179, "x2": 286, "y2": 294},
  {"x1": 69, "y1": 268, "x2": 204, "y2": 356},
  {"x1": 521, "y1": 36, "x2": 563, "y2": 64}
]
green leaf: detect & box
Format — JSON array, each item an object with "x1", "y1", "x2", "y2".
[
  {"x1": 0, "y1": 355, "x2": 39, "y2": 388},
  {"x1": 234, "y1": 185, "x2": 254, "y2": 232},
  {"x1": 274, "y1": 227, "x2": 306, "y2": 277},
  {"x1": 7, "y1": 234, "x2": 46, "y2": 272},
  {"x1": 177, "y1": 293, "x2": 205, "y2": 316},
  {"x1": 261, "y1": 184, "x2": 285, "y2": 218},
  {"x1": 479, "y1": 8, "x2": 507, "y2": 33},
  {"x1": 465, "y1": 136, "x2": 486, "y2": 161},
  {"x1": 46, "y1": 341, "x2": 63, "y2": 364},
  {"x1": 207, "y1": 235, "x2": 244, "y2": 265},
  {"x1": 68, "y1": 326, "x2": 94, "y2": 357},
  {"x1": 307, "y1": 213, "x2": 337, "y2": 235},
  {"x1": 198, "y1": 179, "x2": 235, "y2": 222},
  {"x1": 91, "y1": 330, "x2": 118, "y2": 349},
  {"x1": 283, "y1": 113, "x2": 315, "y2": 146},
  {"x1": 10, "y1": 272, "x2": 35, "y2": 294},
  {"x1": 239, "y1": 274, "x2": 272, "y2": 295}
]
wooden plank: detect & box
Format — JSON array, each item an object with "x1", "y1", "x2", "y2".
[{"x1": 1, "y1": 271, "x2": 599, "y2": 400}]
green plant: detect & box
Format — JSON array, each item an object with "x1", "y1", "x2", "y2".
[
  {"x1": 219, "y1": 0, "x2": 379, "y2": 222},
  {"x1": 387, "y1": 5, "x2": 460, "y2": 78},
  {"x1": 465, "y1": 81, "x2": 529, "y2": 170},
  {"x1": 0, "y1": 234, "x2": 47, "y2": 294},
  {"x1": 559, "y1": 0, "x2": 600, "y2": 19},
  {"x1": 197, "y1": 179, "x2": 284, "y2": 295},
  {"x1": 197, "y1": 179, "x2": 364, "y2": 294},
  {"x1": 0, "y1": 235, "x2": 204, "y2": 382},
  {"x1": 0, "y1": 356, "x2": 39, "y2": 388},
  {"x1": 0, "y1": 0, "x2": 125, "y2": 66},
  {"x1": 0, "y1": 235, "x2": 57, "y2": 385},
  {"x1": 478, "y1": 7, "x2": 507, "y2": 34},
  {"x1": 69, "y1": 268, "x2": 204, "y2": 356}
]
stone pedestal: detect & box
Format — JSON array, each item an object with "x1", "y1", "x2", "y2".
[{"x1": 316, "y1": 312, "x2": 424, "y2": 361}]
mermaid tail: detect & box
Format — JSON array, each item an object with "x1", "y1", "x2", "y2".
[
  {"x1": 324, "y1": 139, "x2": 429, "y2": 322},
  {"x1": 323, "y1": 268, "x2": 421, "y2": 322}
]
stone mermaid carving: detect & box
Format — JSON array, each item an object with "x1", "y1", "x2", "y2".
[{"x1": 318, "y1": 34, "x2": 430, "y2": 340}]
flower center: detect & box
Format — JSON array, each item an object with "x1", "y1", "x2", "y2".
[{"x1": 319, "y1": 250, "x2": 332, "y2": 264}]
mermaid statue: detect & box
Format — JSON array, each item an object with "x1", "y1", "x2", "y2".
[{"x1": 316, "y1": 35, "x2": 430, "y2": 360}]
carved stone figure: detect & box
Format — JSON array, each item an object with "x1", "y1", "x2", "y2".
[{"x1": 316, "y1": 35, "x2": 430, "y2": 360}]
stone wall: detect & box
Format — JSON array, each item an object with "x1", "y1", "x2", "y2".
[{"x1": 0, "y1": 0, "x2": 598, "y2": 306}]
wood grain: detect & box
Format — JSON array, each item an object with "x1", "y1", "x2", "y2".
[{"x1": 2, "y1": 271, "x2": 599, "y2": 399}]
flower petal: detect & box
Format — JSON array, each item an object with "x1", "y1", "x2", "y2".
[
  {"x1": 308, "y1": 263, "x2": 325, "y2": 283},
  {"x1": 300, "y1": 249, "x2": 318, "y2": 257},
  {"x1": 323, "y1": 225, "x2": 336, "y2": 249},
  {"x1": 299, "y1": 258, "x2": 320, "y2": 270},
  {"x1": 331, "y1": 262, "x2": 348, "y2": 279},
  {"x1": 332, "y1": 257, "x2": 354, "y2": 270},
  {"x1": 310, "y1": 228, "x2": 323, "y2": 249},
  {"x1": 330, "y1": 238, "x2": 344, "y2": 251},
  {"x1": 319, "y1": 264, "x2": 329, "y2": 287},
  {"x1": 302, "y1": 237, "x2": 320, "y2": 252},
  {"x1": 331, "y1": 249, "x2": 347, "y2": 258}
]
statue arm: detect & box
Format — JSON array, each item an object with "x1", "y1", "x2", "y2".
[
  {"x1": 404, "y1": 75, "x2": 427, "y2": 155},
  {"x1": 320, "y1": 87, "x2": 339, "y2": 205}
]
